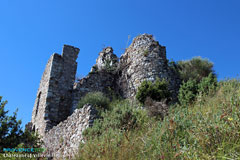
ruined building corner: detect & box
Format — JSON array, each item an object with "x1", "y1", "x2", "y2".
[{"x1": 31, "y1": 45, "x2": 80, "y2": 136}]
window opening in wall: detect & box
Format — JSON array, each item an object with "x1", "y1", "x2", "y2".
[{"x1": 35, "y1": 92, "x2": 41, "y2": 117}]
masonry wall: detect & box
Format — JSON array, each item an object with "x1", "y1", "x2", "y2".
[
  {"x1": 31, "y1": 55, "x2": 54, "y2": 136},
  {"x1": 31, "y1": 34, "x2": 181, "y2": 158},
  {"x1": 72, "y1": 35, "x2": 180, "y2": 112},
  {"x1": 43, "y1": 104, "x2": 97, "y2": 159},
  {"x1": 118, "y1": 34, "x2": 180, "y2": 100},
  {"x1": 72, "y1": 72, "x2": 117, "y2": 111},
  {"x1": 71, "y1": 47, "x2": 118, "y2": 111},
  {"x1": 31, "y1": 45, "x2": 79, "y2": 136}
]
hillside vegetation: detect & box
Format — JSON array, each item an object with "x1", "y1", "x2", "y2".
[
  {"x1": 75, "y1": 79, "x2": 240, "y2": 160},
  {"x1": 75, "y1": 57, "x2": 240, "y2": 160}
]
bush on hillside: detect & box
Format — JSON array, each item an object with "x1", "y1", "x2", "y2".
[
  {"x1": 177, "y1": 56, "x2": 215, "y2": 83},
  {"x1": 136, "y1": 78, "x2": 171, "y2": 104},
  {"x1": 77, "y1": 92, "x2": 110, "y2": 111},
  {"x1": 178, "y1": 73, "x2": 218, "y2": 106},
  {"x1": 178, "y1": 79, "x2": 198, "y2": 106},
  {"x1": 83, "y1": 100, "x2": 149, "y2": 139},
  {"x1": 198, "y1": 73, "x2": 218, "y2": 95},
  {"x1": 75, "y1": 79, "x2": 240, "y2": 160}
]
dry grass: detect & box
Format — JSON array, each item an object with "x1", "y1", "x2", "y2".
[{"x1": 75, "y1": 79, "x2": 240, "y2": 160}]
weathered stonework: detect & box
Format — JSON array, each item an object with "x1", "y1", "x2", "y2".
[
  {"x1": 117, "y1": 34, "x2": 180, "y2": 100},
  {"x1": 31, "y1": 34, "x2": 181, "y2": 158},
  {"x1": 71, "y1": 47, "x2": 119, "y2": 111},
  {"x1": 43, "y1": 104, "x2": 97, "y2": 159},
  {"x1": 95, "y1": 47, "x2": 118, "y2": 72},
  {"x1": 31, "y1": 45, "x2": 79, "y2": 136}
]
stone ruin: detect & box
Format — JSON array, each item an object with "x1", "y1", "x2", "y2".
[
  {"x1": 29, "y1": 34, "x2": 181, "y2": 158},
  {"x1": 31, "y1": 45, "x2": 79, "y2": 136}
]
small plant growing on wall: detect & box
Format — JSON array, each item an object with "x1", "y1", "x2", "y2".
[
  {"x1": 143, "y1": 49, "x2": 149, "y2": 57},
  {"x1": 104, "y1": 59, "x2": 117, "y2": 72},
  {"x1": 136, "y1": 78, "x2": 171, "y2": 104}
]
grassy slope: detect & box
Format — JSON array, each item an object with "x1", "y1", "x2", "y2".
[{"x1": 75, "y1": 80, "x2": 240, "y2": 160}]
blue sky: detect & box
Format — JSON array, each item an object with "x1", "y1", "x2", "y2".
[{"x1": 0, "y1": 0, "x2": 240, "y2": 127}]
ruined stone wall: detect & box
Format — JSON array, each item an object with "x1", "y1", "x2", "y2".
[
  {"x1": 71, "y1": 47, "x2": 118, "y2": 111},
  {"x1": 71, "y1": 35, "x2": 180, "y2": 111},
  {"x1": 31, "y1": 55, "x2": 54, "y2": 136},
  {"x1": 118, "y1": 34, "x2": 180, "y2": 100},
  {"x1": 72, "y1": 72, "x2": 117, "y2": 111},
  {"x1": 43, "y1": 104, "x2": 97, "y2": 159},
  {"x1": 31, "y1": 34, "x2": 181, "y2": 158},
  {"x1": 31, "y1": 45, "x2": 79, "y2": 136}
]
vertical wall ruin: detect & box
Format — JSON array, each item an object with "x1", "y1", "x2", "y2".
[
  {"x1": 31, "y1": 34, "x2": 180, "y2": 138},
  {"x1": 71, "y1": 47, "x2": 118, "y2": 111},
  {"x1": 118, "y1": 34, "x2": 180, "y2": 99},
  {"x1": 31, "y1": 45, "x2": 79, "y2": 136},
  {"x1": 30, "y1": 34, "x2": 182, "y2": 158}
]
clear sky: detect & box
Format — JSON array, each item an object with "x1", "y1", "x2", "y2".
[{"x1": 0, "y1": 0, "x2": 239, "y2": 128}]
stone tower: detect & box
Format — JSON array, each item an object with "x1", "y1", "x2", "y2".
[
  {"x1": 31, "y1": 45, "x2": 80, "y2": 136},
  {"x1": 118, "y1": 34, "x2": 180, "y2": 99}
]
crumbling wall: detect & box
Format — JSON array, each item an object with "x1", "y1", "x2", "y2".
[
  {"x1": 72, "y1": 35, "x2": 180, "y2": 111},
  {"x1": 71, "y1": 47, "x2": 118, "y2": 111},
  {"x1": 31, "y1": 45, "x2": 79, "y2": 136},
  {"x1": 118, "y1": 34, "x2": 180, "y2": 100},
  {"x1": 43, "y1": 104, "x2": 97, "y2": 159},
  {"x1": 31, "y1": 54, "x2": 55, "y2": 136},
  {"x1": 31, "y1": 34, "x2": 181, "y2": 158}
]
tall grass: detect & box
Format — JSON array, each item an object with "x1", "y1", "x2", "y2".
[{"x1": 75, "y1": 79, "x2": 240, "y2": 160}]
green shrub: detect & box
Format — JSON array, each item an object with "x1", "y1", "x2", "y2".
[
  {"x1": 75, "y1": 79, "x2": 240, "y2": 160},
  {"x1": 177, "y1": 56, "x2": 215, "y2": 83},
  {"x1": 178, "y1": 79, "x2": 198, "y2": 106},
  {"x1": 0, "y1": 96, "x2": 42, "y2": 159},
  {"x1": 77, "y1": 92, "x2": 110, "y2": 111},
  {"x1": 178, "y1": 73, "x2": 218, "y2": 106},
  {"x1": 83, "y1": 100, "x2": 149, "y2": 139},
  {"x1": 136, "y1": 78, "x2": 171, "y2": 104},
  {"x1": 197, "y1": 73, "x2": 218, "y2": 95}
]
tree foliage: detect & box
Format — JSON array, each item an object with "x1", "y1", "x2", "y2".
[
  {"x1": 177, "y1": 56, "x2": 215, "y2": 83},
  {"x1": 0, "y1": 96, "x2": 41, "y2": 152},
  {"x1": 178, "y1": 79, "x2": 199, "y2": 106},
  {"x1": 198, "y1": 73, "x2": 217, "y2": 95},
  {"x1": 0, "y1": 97, "x2": 23, "y2": 150},
  {"x1": 178, "y1": 73, "x2": 218, "y2": 106}
]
